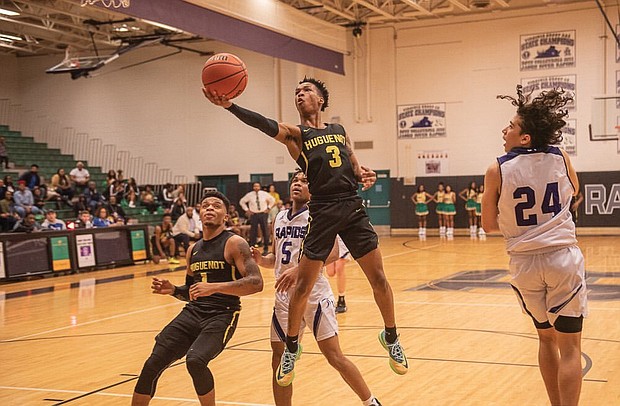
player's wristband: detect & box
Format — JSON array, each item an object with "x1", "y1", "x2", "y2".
[
  {"x1": 226, "y1": 104, "x2": 279, "y2": 137},
  {"x1": 172, "y1": 274, "x2": 194, "y2": 302}
]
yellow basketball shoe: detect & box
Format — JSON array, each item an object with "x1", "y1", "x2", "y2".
[
  {"x1": 275, "y1": 344, "x2": 302, "y2": 386},
  {"x1": 378, "y1": 330, "x2": 408, "y2": 375}
]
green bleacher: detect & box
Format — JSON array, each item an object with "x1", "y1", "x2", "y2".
[{"x1": 0, "y1": 124, "x2": 162, "y2": 226}]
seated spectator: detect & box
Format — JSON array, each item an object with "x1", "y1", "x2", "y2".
[
  {"x1": 151, "y1": 213, "x2": 179, "y2": 265},
  {"x1": 170, "y1": 195, "x2": 186, "y2": 222},
  {"x1": 106, "y1": 169, "x2": 117, "y2": 187},
  {"x1": 172, "y1": 206, "x2": 201, "y2": 256},
  {"x1": 226, "y1": 203, "x2": 242, "y2": 236},
  {"x1": 116, "y1": 169, "x2": 124, "y2": 183},
  {"x1": 3, "y1": 175, "x2": 14, "y2": 194},
  {"x1": 12, "y1": 212, "x2": 42, "y2": 233},
  {"x1": 140, "y1": 185, "x2": 159, "y2": 213},
  {"x1": 70, "y1": 161, "x2": 90, "y2": 193},
  {"x1": 104, "y1": 195, "x2": 127, "y2": 224},
  {"x1": 0, "y1": 190, "x2": 18, "y2": 232},
  {"x1": 19, "y1": 164, "x2": 41, "y2": 190},
  {"x1": 14, "y1": 180, "x2": 43, "y2": 217},
  {"x1": 32, "y1": 186, "x2": 46, "y2": 212},
  {"x1": 93, "y1": 206, "x2": 114, "y2": 228},
  {"x1": 84, "y1": 181, "x2": 104, "y2": 213},
  {"x1": 74, "y1": 195, "x2": 88, "y2": 217},
  {"x1": 74, "y1": 210, "x2": 93, "y2": 229},
  {"x1": 51, "y1": 168, "x2": 74, "y2": 208},
  {"x1": 0, "y1": 179, "x2": 7, "y2": 201},
  {"x1": 106, "y1": 179, "x2": 125, "y2": 202},
  {"x1": 124, "y1": 177, "x2": 139, "y2": 208},
  {"x1": 41, "y1": 209, "x2": 66, "y2": 231},
  {"x1": 159, "y1": 183, "x2": 175, "y2": 210},
  {"x1": 0, "y1": 136, "x2": 9, "y2": 169}
]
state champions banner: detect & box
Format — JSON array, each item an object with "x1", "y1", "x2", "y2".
[
  {"x1": 397, "y1": 103, "x2": 446, "y2": 139},
  {"x1": 520, "y1": 30, "x2": 575, "y2": 71},
  {"x1": 521, "y1": 75, "x2": 576, "y2": 110},
  {"x1": 560, "y1": 119, "x2": 577, "y2": 156}
]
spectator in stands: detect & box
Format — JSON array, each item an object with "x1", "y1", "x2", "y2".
[
  {"x1": 0, "y1": 136, "x2": 9, "y2": 169},
  {"x1": 32, "y1": 186, "x2": 46, "y2": 212},
  {"x1": 12, "y1": 212, "x2": 42, "y2": 233},
  {"x1": 172, "y1": 206, "x2": 201, "y2": 255},
  {"x1": 226, "y1": 203, "x2": 242, "y2": 236},
  {"x1": 14, "y1": 180, "x2": 42, "y2": 217},
  {"x1": 170, "y1": 194, "x2": 186, "y2": 222},
  {"x1": 0, "y1": 190, "x2": 18, "y2": 232},
  {"x1": 3, "y1": 175, "x2": 14, "y2": 194},
  {"x1": 74, "y1": 195, "x2": 88, "y2": 217},
  {"x1": 104, "y1": 195, "x2": 127, "y2": 224},
  {"x1": 74, "y1": 210, "x2": 93, "y2": 229},
  {"x1": 239, "y1": 182, "x2": 275, "y2": 255},
  {"x1": 106, "y1": 170, "x2": 117, "y2": 187},
  {"x1": 116, "y1": 169, "x2": 124, "y2": 183},
  {"x1": 84, "y1": 181, "x2": 104, "y2": 213},
  {"x1": 151, "y1": 213, "x2": 179, "y2": 265},
  {"x1": 140, "y1": 184, "x2": 159, "y2": 213},
  {"x1": 70, "y1": 161, "x2": 90, "y2": 193},
  {"x1": 19, "y1": 164, "x2": 41, "y2": 191},
  {"x1": 93, "y1": 206, "x2": 115, "y2": 228},
  {"x1": 159, "y1": 183, "x2": 175, "y2": 210},
  {"x1": 124, "y1": 177, "x2": 139, "y2": 208},
  {"x1": 105, "y1": 179, "x2": 124, "y2": 202},
  {"x1": 0, "y1": 179, "x2": 6, "y2": 200},
  {"x1": 51, "y1": 168, "x2": 74, "y2": 208},
  {"x1": 41, "y1": 209, "x2": 66, "y2": 231}
]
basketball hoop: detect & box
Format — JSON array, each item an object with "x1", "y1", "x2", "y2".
[{"x1": 80, "y1": 0, "x2": 130, "y2": 8}]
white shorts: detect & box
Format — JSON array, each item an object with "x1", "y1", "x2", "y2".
[
  {"x1": 271, "y1": 292, "x2": 339, "y2": 343},
  {"x1": 509, "y1": 245, "x2": 588, "y2": 327}
]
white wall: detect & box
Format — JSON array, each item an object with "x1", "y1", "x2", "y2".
[{"x1": 0, "y1": 3, "x2": 618, "y2": 183}]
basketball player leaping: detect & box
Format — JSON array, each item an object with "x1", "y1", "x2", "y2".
[
  {"x1": 482, "y1": 85, "x2": 587, "y2": 406},
  {"x1": 204, "y1": 77, "x2": 407, "y2": 386}
]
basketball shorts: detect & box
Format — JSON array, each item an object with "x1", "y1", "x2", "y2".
[
  {"x1": 155, "y1": 306, "x2": 239, "y2": 361},
  {"x1": 509, "y1": 245, "x2": 588, "y2": 328},
  {"x1": 271, "y1": 293, "x2": 338, "y2": 343},
  {"x1": 304, "y1": 195, "x2": 378, "y2": 261}
]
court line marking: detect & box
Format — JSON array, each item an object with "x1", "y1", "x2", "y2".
[{"x1": 0, "y1": 386, "x2": 273, "y2": 405}]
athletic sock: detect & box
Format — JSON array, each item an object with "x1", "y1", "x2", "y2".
[
  {"x1": 338, "y1": 295, "x2": 346, "y2": 305},
  {"x1": 285, "y1": 335, "x2": 299, "y2": 353},
  {"x1": 384, "y1": 326, "x2": 397, "y2": 344}
]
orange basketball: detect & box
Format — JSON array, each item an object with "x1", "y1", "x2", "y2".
[{"x1": 201, "y1": 53, "x2": 248, "y2": 100}]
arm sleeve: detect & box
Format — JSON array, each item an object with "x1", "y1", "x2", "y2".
[
  {"x1": 226, "y1": 104, "x2": 279, "y2": 137},
  {"x1": 172, "y1": 274, "x2": 195, "y2": 302}
]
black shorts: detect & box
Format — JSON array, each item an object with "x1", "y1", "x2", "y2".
[
  {"x1": 155, "y1": 305, "x2": 239, "y2": 362},
  {"x1": 303, "y1": 195, "x2": 378, "y2": 261}
]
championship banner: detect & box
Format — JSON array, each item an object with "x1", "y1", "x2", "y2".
[
  {"x1": 130, "y1": 229, "x2": 147, "y2": 261},
  {"x1": 397, "y1": 103, "x2": 446, "y2": 139},
  {"x1": 416, "y1": 150, "x2": 450, "y2": 177},
  {"x1": 616, "y1": 25, "x2": 620, "y2": 63},
  {"x1": 50, "y1": 236, "x2": 71, "y2": 271},
  {"x1": 76, "y1": 234, "x2": 96, "y2": 268},
  {"x1": 520, "y1": 30, "x2": 575, "y2": 71},
  {"x1": 560, "y1": 119, "x2": 576, "y2": 155},
  {"x1": 521, "y1": 75, "x2": 576, "y2": 110},
  {"x1": 616, "y1": 71, "x2": 620, "y2": 108}
]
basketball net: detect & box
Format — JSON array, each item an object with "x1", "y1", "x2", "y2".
[{"x1": 80, "y1": 0, "x2": 130, "y2": 8}]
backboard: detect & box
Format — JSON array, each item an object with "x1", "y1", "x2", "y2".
[
  {"x1": 46, "y1": 55, "x2": 118, "y2": 79},
  {"x1": 590, "y1": 95, "x2": 620, "y2": 140}
]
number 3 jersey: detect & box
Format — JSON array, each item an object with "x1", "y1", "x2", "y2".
[
  {"x1": 296, "y1": 124, "x2": 358, "y2": 199},
  {"x1": 497, "y1": 146, "x2": 577, "y2": 254},
  {"x1": 273, "y1": 207, "x2": 332, "y2": 304}
]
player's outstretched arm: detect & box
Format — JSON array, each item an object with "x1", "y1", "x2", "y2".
[
  {"x1": 345, "y1": 135, "x2": 376, "y2": 191},
  {"x1": 481, "y1": 162, "x2": 501, "y2": 233},
  {"x1": 203, "y1": 88, "x2": 302, "y2": 158}
]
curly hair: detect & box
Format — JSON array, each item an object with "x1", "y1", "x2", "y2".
[
  {"x1": 299, "y1": 77, "x2": 329, "y2": 111},
  {"x1": 497, "y1": 85, "x2": 573, "y2": 149}
]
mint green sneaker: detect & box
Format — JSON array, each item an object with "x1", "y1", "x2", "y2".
[
  {"x1": 275, "y1": 344, "x2": 303, "y2": 386},
  {"x1": 379, "y1": 330, "x2": 408, "y2": 375}
]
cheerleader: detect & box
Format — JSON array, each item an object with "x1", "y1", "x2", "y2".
[
  {"x1": 433, "y1": 182, "x2": 446, "y2": 235},
  {"x1": 459, "y1": 181, "x2": 478, "y2": 235},
  {"x1": 411, "y1": 185, "x2": 433, "y2": 236},
  {"x1": 443, "y1": 185, "x2": 457, "y2": 236},
  {"x1": 475, "y1": 184, "x2": 485, "y2": 236}
]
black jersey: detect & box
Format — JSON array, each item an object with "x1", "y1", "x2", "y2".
[
  {"x1": 295, "y1": 124, "x2": 358, "y2": 199},
  {"x1": 188, "y1": 230, "x2": 242, "y2": 312}
]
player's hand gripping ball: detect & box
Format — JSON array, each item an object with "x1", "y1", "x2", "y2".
[{"x1": 201, "y1": 53, "x2": 248, "y2": 99}]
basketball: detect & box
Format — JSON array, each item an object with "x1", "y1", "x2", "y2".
[{"x1": 201, "y1": 53, "x2": 248, "y2": 99}]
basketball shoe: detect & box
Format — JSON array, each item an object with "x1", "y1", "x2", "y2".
[
  {"x1": 378, "y1": 330, "x2": 408, "y2": 375},
  {"x1": 275, "y1": 344, "x2": 303, "y2": 386},
  {"x1": 335, "y1": 296, "x2": 347, "y2": 313}
]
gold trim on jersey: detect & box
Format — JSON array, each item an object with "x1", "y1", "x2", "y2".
[
  {"x1": 223, "y1": 311, "x2": 240, "y2": 345},
  {"x1": 231, "y1": 265, "x2": 237, "y2": 281},
  {"x1": 299, "y1": 151, "x2": 309, "y2": 172}
]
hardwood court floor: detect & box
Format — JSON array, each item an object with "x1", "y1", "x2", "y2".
[{"x1": 1, "y1": 235, "x2": 619, "y2": 406}]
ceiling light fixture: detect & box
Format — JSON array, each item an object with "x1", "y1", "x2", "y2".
[
  {"x1": 0, "y1": 8, "x2": 19, "y2": 16},
  {"x1": 0, "y1": 33, "x2": 23, "y2": 41}
]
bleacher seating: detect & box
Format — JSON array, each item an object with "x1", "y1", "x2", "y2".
[{"x1": 0, "y1": 124, "x2": 162, "y2": 226}]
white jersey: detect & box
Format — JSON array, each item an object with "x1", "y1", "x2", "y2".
[
  {"x1": 497, "y1": 146, "x2": 577, "y2": 254},
  {"x1": 273, "y1": 207, "x2": 332, "y2": 304}
]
